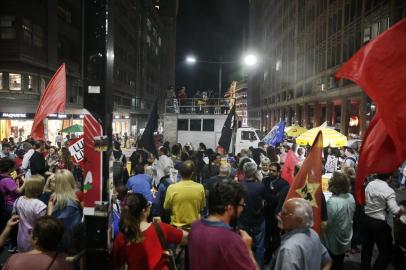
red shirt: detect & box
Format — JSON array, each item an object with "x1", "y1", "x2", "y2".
[{"x1": 111, "y1": 223, "x2": 182, "y2": 270}]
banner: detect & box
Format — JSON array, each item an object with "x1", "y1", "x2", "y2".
[
  {"x1": 83, "y1": 111, "x2": 103, "y2": 207},
  {"x1": 67, "y1": 136, "x2": 84, "y2": 165}
]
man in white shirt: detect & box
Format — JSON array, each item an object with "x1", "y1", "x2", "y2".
[
  {"x1": 361, "y1": 173, "x2": 405, "y2": 270},
  {"x1": 155, "y1": 147, "x2": 174, "y2": 187}
]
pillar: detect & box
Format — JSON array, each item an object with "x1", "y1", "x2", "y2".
[
  {"x1": 326, "y1": 101, "x2": 333, "y2": 126},
  {"x1": 340, "y1": 98, "x2": 349, "y2": 135},
  {"x1": 286, "y1": 107, "x2": 292, "y2": 126},
  {"x1": 303, "y1": 103, "x2": 309, "y2": 129},
  {"x1": 359, "y1": 93, "x2": 368, "y2": 136},
  {"x1": 314, "y1": 102, "x2": 322, "y2": 127}
]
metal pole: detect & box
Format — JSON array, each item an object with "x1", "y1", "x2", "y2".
[{"x1": 218, "y1": 63, "x2": 222, "y2": 98}]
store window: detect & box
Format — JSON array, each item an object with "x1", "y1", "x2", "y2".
[
  {"x1": 22, "y1": 18, "x2": 32, "y2": 44},
  {"x1": 33, "y1": 25, "x2": 43, "y2": 48},
  {"x1": 241, "y1": 131, "x2": 257, "y2": 141},
  {"x1": 0, "y1": 16, "x2": 15, "y2": 39},
  {"x1": 9, "y1": 73, "x2": 21, "y2": 90}
]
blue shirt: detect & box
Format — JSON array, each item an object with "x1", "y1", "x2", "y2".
[
  {"x1": 126, "y1": 174, "x2": 153, "y2": 202},
  {"x1": 275, "y1": 228, "x2": 331, "y2": 270}
]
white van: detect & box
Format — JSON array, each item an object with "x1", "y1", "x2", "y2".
[{"x1": 234, "y1": 127, "x2": 262, "y2": 154}]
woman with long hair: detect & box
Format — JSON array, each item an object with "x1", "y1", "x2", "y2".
[
  {"x1": 48, "y1": 169, "x2": 83, "y2": 253},
  {"x1": 13, "y1": 175, "x2": 47, "y2": 252},
  {"x1": 58, "y1": 147, "x2": 74, "y2": 172},
  {"x1": 46, "y1": 146, "x2": 60, "y2": 172},
  {"x1": 111, "y1": 193, "x2": 188, "y2": 270}
]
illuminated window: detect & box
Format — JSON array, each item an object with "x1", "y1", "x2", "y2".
[
  {"x1": 0, "y1": 73, "x2": 2, "y2": 90},
  {"x1": 9, "y1": 73, "x2": 21, "y2": 90},
  {"x1": 22, "y1": 18, "x2": 32, "y2": 44}
]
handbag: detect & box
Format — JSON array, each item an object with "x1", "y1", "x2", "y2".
[{"x1": 153, "y1": 223, "x2": 178, "y2": 270}]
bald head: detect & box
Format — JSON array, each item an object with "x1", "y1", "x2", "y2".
[
  {"x1": 179, "y1": 160, "x2": 195, "y2": 179},
  {"x1": 279, "y1": 198, "x2": 313, "y2": 231}
]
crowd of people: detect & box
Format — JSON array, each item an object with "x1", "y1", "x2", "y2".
[
  {"x1": 1, "y1": 135, "x2": 406, "y2": 270},
  {"x1": 0, "y1": 136, "x2": 85, "y2": 269}
]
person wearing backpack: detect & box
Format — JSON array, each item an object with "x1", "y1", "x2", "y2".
[
  {"x1": 113, "y1": 141, "x2": 129, "y2": 187},
  {"x1": 342, "y1": 147, "x2": 357, "y2": 169}
]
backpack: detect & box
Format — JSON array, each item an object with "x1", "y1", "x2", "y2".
[{"x1": 113, "y1": 154, "x2": 125, "y2": 187}]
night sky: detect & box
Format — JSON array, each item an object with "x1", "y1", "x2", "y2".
[{"x1": 175, "y1": 0, "x2": 249, "y2": 97}]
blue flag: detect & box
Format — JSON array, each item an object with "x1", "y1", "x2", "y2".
[{"x1": 262, "y1": 121, "x2": 285, "y2": 147}]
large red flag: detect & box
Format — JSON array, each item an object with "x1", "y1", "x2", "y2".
[
  {"x1": 354, "y1": 113, "x2": 400, "y2": 204},
  {"x1": 285, "y1": 131, "x2": 323, "y2": 233},
  {"x1": 281, "y1": 150, "x2": 299, "y2": 185},
  {"x1": 31, "y1": 63, "x2": 66, "y2": 140},
  {"x1": 336, "y1": 19, "x2": 406, "y2": 204}
]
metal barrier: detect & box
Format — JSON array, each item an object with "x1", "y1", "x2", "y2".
[{"x1": 165, "y1": 98, "x2": 230, "y2": 114}]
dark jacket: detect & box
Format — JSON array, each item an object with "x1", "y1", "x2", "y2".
[
  {"x1": 29, "y1": 151, "x2": 48, "y2": 176},
  {"x1": 262, "y1": 176, "x2": 290, "y2": 216}
]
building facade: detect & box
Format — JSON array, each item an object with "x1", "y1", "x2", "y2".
[
  {"x1": 247, "y1": 0, "x2": 406, "y2": 137},
  {"x1": 0, "y1": 0, "x2": 177, "y2": 141}
]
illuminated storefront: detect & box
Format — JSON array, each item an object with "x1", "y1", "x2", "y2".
[{"x1": 0, "y1": 112, "x2": 83, "y2": 143}]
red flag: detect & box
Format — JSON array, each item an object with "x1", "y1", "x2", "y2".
[
  {"x1": 285, "y1": 131, "x2": 323, "y2": 233},
  {"x1": 353, "y1": 113, "x2": 400, "y2": 204},
  {"x1": 31, "y1": 63, "x2": 66, "y2": 140},
  {"x1": 281, "y1": 150, "x2": 299, "y2": 185},
  {"x1": 335, "y1": 19, "x2": 406, "y2": 158},
  {"x1": 336, "y1": 19, "x2": 406, "y2": 204}
]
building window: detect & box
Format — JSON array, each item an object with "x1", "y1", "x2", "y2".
[
  {"x1": 146, "y1": 35, "x2": 151, "y2": 46},
  {"x1": 22, "y1": 18, "x2": 32, "y2": 44},
  {"x1": 1, "y1": 16, "x2": 15, "y2": 39},
  {"x1": 202, "y1": 119, "x2": 214, "y2": 131},
  {"x1": 28, "y1": 75, "x2": 38, "y2": 92},
  {"x1": 9, "y1": 73, "x2": 22, "y2": 90},
  {"x1": 177, "y1": 119, "x2": 188, "y2": 131},
  {"x1": 363, "y1": 27, "x2": 371, "y2": 43},
  {"x1": 0, "y1": 72, "x2": 3, "y2": 90},
  {"x1": 40, "y1": 78, "x2": 46, "y2": 93},
  {"x1": 190, "y1": 119, "x2": 201, "y2": 131},
  {"x1": 146, "y1": 18, "x2": 151, "y2": 30},
  {"x1": 241, "y1": 131, "x2": 257, "y2": 141},
  {"x1": 33, "y1": 25, "x2": 43, "y2": 48}
]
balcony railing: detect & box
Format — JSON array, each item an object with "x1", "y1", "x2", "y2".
[{"x1": 165, "y1": 98, "x2": 231, "y2": 114}]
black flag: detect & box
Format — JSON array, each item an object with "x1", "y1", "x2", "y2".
[
  {"x1": 218, "y1": 105, "x2": 236, "y2": 153},
  {"x1": 137, "y1": 100, "x2": 159, "y2": 158}
]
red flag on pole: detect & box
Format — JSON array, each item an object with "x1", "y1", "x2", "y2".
[
  {"x1": 281, "y1": 150, "x2": 300, "y2": 185},
  {"x1": 285, "y1": 131, "x2": 323, "y2": 233},
  {"x1": 335, "y1": 19, "x2": 406, "y2": 204},
  {"x1": 31, "y1": 63, "x2": 66, "y2": 140}
]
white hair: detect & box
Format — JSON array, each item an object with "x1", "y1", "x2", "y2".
[
  {"x1": 219, "y1": 163, "x2": 231, "y2": 176},
  {"x1": 290, "y1": 198, "x2": 314, "y2": 228},
  {"x1": 260, "y1": 157, "x2": 270, "y2": 165},
  {"x1": 243, "y1": 162, "x2": 258, "y2": 178}
]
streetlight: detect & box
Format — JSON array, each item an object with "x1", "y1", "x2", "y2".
[
  {"x1": 185, "y1": 53, "x2": 258, "y2": 98},
  {"x1": 186, "y1": 56, "x2": 196, "y2": 64},
  {"x1": 243, "y1": 53, "x2": 258, "y2": 67}
]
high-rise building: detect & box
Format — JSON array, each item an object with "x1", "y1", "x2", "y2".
[
  {"x1": 247, "y1": 0, "x2": 406, "y2": 137},
  {"x1": 0, "y1": 0, "x2": 177, "y2": 141}
]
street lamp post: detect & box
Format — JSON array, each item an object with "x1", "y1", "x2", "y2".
[{"x1": 185, "y1": 53, "x2": 257, "y2": 98}]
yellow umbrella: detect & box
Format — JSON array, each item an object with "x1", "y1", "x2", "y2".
[
  {"x1": 296, "y1": 127, "x2": 347, "y2": 147},
  {"x1": 285, "y1": 125, "x2": 307, "y2": 137}
]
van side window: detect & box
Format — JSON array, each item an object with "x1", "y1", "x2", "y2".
[{"x1": 241, "y1": 131, "x2": 257, "y2": 141}]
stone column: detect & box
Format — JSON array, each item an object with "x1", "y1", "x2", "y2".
[
  {"x1": 286, "y1": 107, "x2": 292, "y2": 126},
  {"x1": 314, "y1": 102, "x2": 322, "y2": 127}
]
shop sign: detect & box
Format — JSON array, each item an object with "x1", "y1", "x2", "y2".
[
  {"x1": 1, "y1": 113, "x2": 27, "y2": 118},
  {"x1": 68, "y1": 136, "x2": 85, "y2": 164}
]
